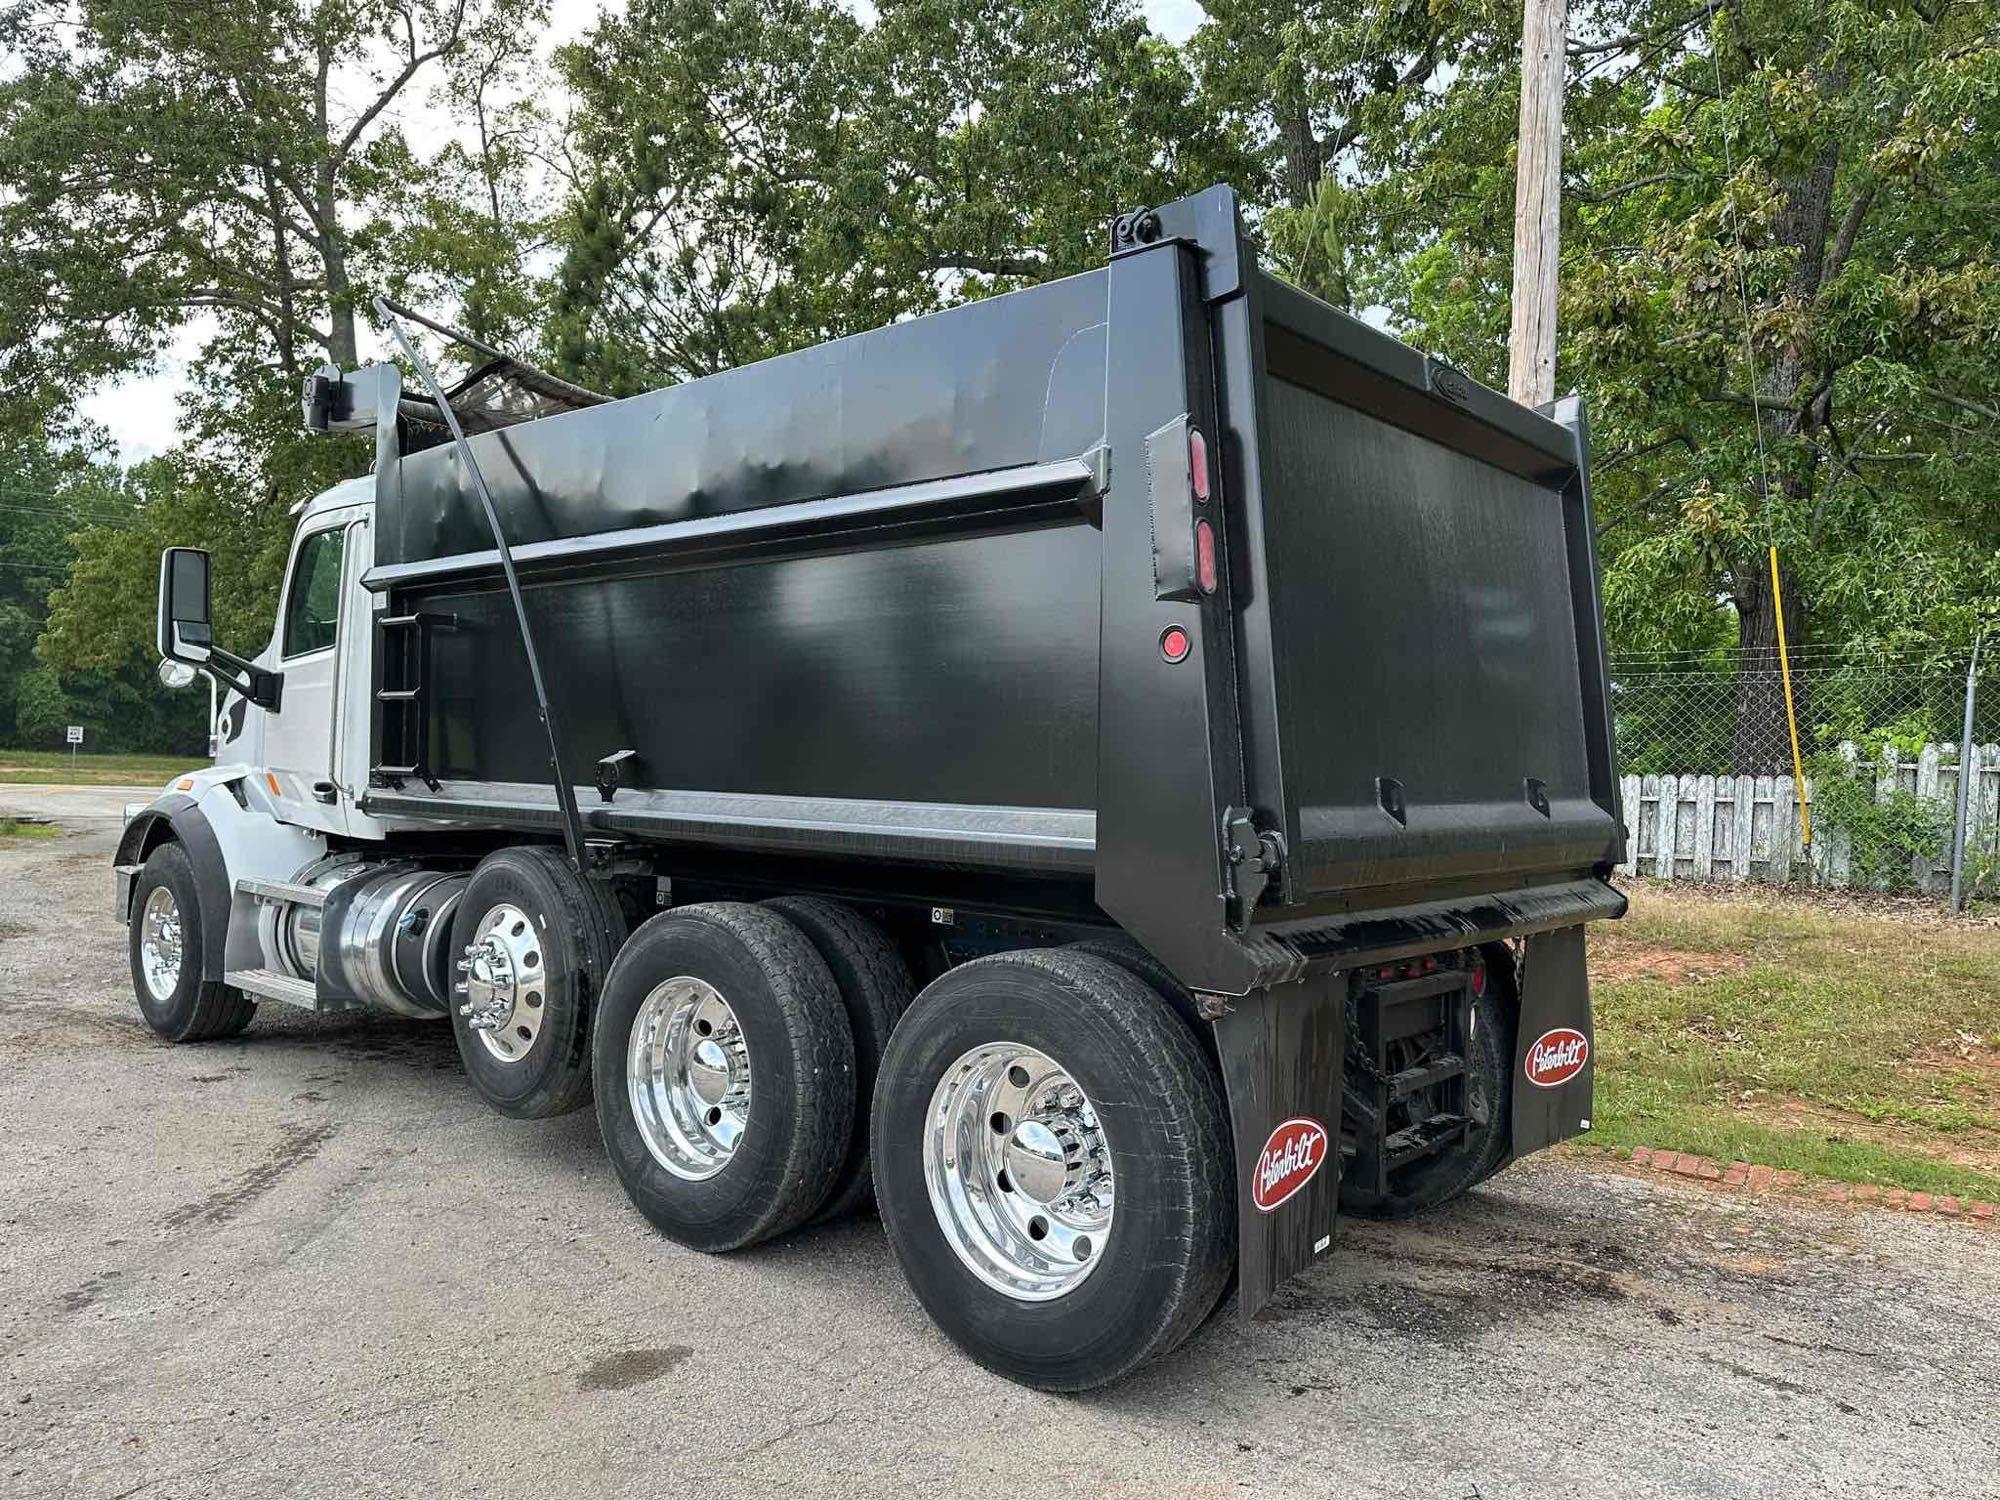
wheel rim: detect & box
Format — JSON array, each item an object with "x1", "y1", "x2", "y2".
[
  {"x1": 455, "y1": 903, "x2": 546, "y2": 1064},
  {"x1": 922, "y1": 1043, "x2": 1115, "y2": 1301},
  {"x1": 626, "y1": 977, "x2": 752, "y2": 1181},
  {"x1": 138, "y1": 886, "x2": 183, "y2": 1002}
]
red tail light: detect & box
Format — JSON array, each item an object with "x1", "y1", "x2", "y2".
[
  {"x1": 1195, "y1": 520, "x2": 1217, "y2": 594},
  {"x1": 1188, "y1": 427, "x2": 1210, "y2": 503}
]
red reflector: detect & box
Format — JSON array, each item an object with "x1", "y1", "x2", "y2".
[
  {"x1": 1188, "y1": 427, "x2": 1210, "y2": 502},
  {"x1": 1195, "y1": 520, "x2": 1217, "y2": 593},
  {"x1": 1160, "y1": 625, "x2": 1191, "y2": 663},
  {"x1": 1472, "y1": 963, "x2": 1488, "y2": 997}
]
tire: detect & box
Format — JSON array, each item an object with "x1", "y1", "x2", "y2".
[
  {"x1": 1339, "y1": 953, "x2": 1518, "y2": 1219},
  {"x1": 761, "y1": 896, "x2": 913, "y2": 1221},
  {"x1": 871, "y1": 949, "x2": 1235, "y2": 1391},
  {"x1": 128, "y1": 842, "x2": 255, "y2": 1042},
  {"x1": 448, "y1": 845, "x2": 626, "y2": 1120},
  {"x1": 593, "y1": 903, "x2": 855, "y2": 1252},
  {"x1": 1064, "y1": 936, "x2": 1210, "y2": 1046}
]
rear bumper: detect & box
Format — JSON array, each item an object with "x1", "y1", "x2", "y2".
[{"x1": 1243, "y1": 875, "x2": 1625, "y2": 985}]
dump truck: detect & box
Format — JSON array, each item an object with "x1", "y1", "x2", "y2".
[{"x1": 118, "y1": 185, "x2": 1625, "y2": 1391}]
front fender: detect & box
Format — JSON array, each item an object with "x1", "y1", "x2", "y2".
[{"x1": 114, "y1": 769, "x2": 325, "y2": 982}]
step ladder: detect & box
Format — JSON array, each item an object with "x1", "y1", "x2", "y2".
[
  {"x1": 373, "y1": 611, "x2": 456, "y2": 790},
  {"x1": 1343, "y1": 964, "x2": 1475, "y2": 1196}
]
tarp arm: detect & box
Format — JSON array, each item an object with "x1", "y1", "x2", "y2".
[{"x1": 373, "y1": 295, "x2": 588, "y2": 872}]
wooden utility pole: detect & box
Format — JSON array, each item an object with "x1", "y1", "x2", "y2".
[{"x1": 1508, "y1": 0, "x2": 1567, "y2": 407}]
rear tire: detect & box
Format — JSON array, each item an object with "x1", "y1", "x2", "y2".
[
  {"x1": 448, "y1": 845, "x2": 625, "y2": 1120},
  {"x1": 594, "y1": 903, "x2": 855, "y2": 1252},
  {"x1": 129, "y1": 842, "x2": 254, "y2": 1042},
  {"x1": 1064, "y1": 936, "x2": 1210, "y2": 1047},
  {"x1": 761, "y1": 896, "x2": 913, "y2": 1220},
  {"x1": 872, "y1": 949, "x2": 1234, "y2": 1391}
]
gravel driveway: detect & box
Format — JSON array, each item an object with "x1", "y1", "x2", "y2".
[{"x1": 2, "y1": 803, "x2": 1995, "y2": 1499}]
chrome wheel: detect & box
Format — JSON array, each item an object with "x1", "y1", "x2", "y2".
[
  {"x1": 138, "y1": 886, "x2": 183, "y2": 1002},
  {"x1": 923, "y1": 1043, "x2": 1114, "y2": 1301},
  {"x1": 455, "y1": 902, "x2": 545, "y2": 1063},
  {"x1": 627, "y1": 977, "x2": 752, "y2": 1181}
]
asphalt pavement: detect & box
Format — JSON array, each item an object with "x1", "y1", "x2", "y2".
[{"x1": 2, "y1": 811, "x2": 1995, "y2": 1499}]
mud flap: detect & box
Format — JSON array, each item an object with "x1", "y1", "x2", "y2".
[
  {"x1": 1508, "y1": 924, "x2": 1595, "y2": 1159},
  {"x1": 1211, "y1": 970, "x2": 1346, "y2": 1319}
]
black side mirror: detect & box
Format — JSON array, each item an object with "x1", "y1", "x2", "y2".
[
  {"x1": 155, "y1": 546, "x2": 283, "y2": 711},
  {"x1": 157, "y1": 547, "x2": 212, "y2": 664}
]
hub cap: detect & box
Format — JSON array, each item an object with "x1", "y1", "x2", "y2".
[
  {"x1": 923, "y1": 1044, "x2": 1115, "y2": 1301},
  {"x1": 455, "y1": 903, "x2": 545, "y2": 1063},
  {"x1": 138, "y1": 886, "x2": 183, "y2": 1001},
  {"x1": 627, "y1": 977, "x2": 752, "y2": 1181}
]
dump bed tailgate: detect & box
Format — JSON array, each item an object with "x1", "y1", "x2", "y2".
[{"x1": 1251, "y1": 279, "x2": 1621, "y2": 904}]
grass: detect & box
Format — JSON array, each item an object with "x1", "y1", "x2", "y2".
[
  {"x1": 1582, "y1": 879, "x2": 2000, "y2": 1201},
  {"x1": 0, "y1": 749, "x2": 200, "y2": 786},
  {"x1": 0, "y1": 817, "x2": 61, "y2": 842}
]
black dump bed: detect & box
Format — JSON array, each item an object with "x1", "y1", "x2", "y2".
[{"x1": 360, "y1": 185, "x2": 1623, "y2": 996}]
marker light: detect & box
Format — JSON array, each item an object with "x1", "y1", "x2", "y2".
[
  {"x1": 1188, "y1": 427, "x2": 1210, "y2": 503},
  {"x1": 1160, "y1": 625, "x2": 1191, "y2": 663},
  {"x1": 1195, "y1": 520, "x2": 1218, "y2": 594}
]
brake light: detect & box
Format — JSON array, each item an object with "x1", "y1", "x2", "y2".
[
  {"x1": 1195, "y1": 520, "x2": 1217, "y2": 594},
  {"x1": 1188, "y1": 427, "x2": 1210, "y2": 503}
]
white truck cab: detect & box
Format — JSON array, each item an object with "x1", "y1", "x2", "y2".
[{"x1": 207, "y1": 477, "x2": 385, "y2": 839}]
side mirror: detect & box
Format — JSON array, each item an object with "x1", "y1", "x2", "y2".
[{"x1": 157, "y1": 547, "x2": 212, "y2": 665}]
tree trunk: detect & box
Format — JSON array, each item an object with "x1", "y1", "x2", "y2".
[
  {"x1": 262, "y1": 167, "x2": 300, "y2": 379},
  {"x1": 1731, "y1": 555, "x2": 1807, "y2": 774},
  {"x1": 1729, "y1": 133, "x2": 1840, "y2": 770},
  {"x1": 317, "y1": 164, "x2": 357, "y2": 367}
]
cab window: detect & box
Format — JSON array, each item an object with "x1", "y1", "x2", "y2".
[{"x1": 282, "y1": 527, "x2": 346, "y2": 658}]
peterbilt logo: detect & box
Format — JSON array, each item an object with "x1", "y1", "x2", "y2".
[
  {"x1": 1525, "y1": 1027, "x2": 1590, "y2": 1088},
  {"x1": 1252, "y1": 1117, "x2": 1329, "y2": 1213}
]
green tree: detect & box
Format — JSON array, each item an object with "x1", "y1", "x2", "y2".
[
  {"x1": 545, "y1": 0, "x2": 1258, "y2": 392},
  {"x1": 4, "y1": 0, "x2": 547, "y2": 682},
  {"x1": 1201, "y1": 0, "x2": 1999, "y2": 768}
]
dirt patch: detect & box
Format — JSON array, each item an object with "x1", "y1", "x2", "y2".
[
  {"x1": 1615, "y1": 875, "x2": 2000, "y2": 930},
  {"x1": 1590, "y1": 937, "x2": 1749, "y2": 985},
  {"x1": 1723, "y1": 1094, "x2": 2000, "y2": 1174}
]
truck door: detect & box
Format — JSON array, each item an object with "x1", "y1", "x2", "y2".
[{"x1": 261, "y1": 512, "x2": 360, "y2": 834}]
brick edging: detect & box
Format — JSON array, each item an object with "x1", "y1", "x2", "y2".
[{"x1": 1625, "y1": 1146, "x2": 1996, "y2": 1222}]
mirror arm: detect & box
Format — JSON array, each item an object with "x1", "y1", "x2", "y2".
[{"x1": 205, "y1": 647, "x2": 284, "y2": 712}]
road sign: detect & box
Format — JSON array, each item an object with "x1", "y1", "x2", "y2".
[{"x1": 65, "y1": 725, "x2": 83, "y2": 745}]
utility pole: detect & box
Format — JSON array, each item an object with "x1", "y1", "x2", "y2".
[{"x1": 1508, "y1": 0, "x2": 1567, "y2": 407}]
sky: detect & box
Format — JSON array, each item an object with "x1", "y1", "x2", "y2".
[{"x1": 77, "y1": 0, "x2": 1211, "y2": 464}]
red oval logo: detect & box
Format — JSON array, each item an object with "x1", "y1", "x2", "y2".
[
  {"x1": 1525, "y1": 1027, "x2": 1589, "y2": 1088},
  {"x1": 1252, "y1": 1116, "x2": 1329, "y2": 1213}
]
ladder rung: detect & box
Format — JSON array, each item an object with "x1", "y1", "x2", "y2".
[
  {"x1": 1383, "y1": 1114, "x2": 1470, "y2": 1169},
  {"x1": 1388, "y1": 1053, "x2": 1468, "y2": 1101}
]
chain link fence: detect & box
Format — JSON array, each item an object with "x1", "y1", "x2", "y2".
[{"x1": 1610, "y1": 646, "x2": 1999, "y2": 907}]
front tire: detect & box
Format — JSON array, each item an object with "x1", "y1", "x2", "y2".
[
  {"x1": 593, "y1": 903, "x2": 855, "y2": 1252},
  {"x1": 872, "y1": 950, "x2": 1235, "y2": 1391},
  {"x1": 129, "y1": 842, "x2": 254, "y2": 1042}
]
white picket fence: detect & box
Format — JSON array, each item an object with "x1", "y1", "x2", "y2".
[{"x1": 1617, "y1": 742, "x2": 2000, "y2": 891}]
